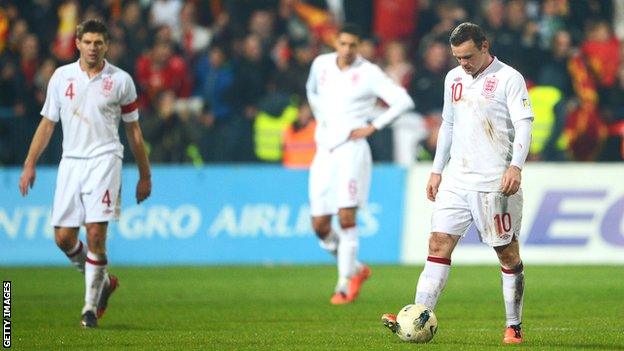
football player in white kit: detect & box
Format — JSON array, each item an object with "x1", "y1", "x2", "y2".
[
  {"x1": 306, "y1": 24, "x2": 414, "y2": 305},
  {"x1": 18, "y1": 19, "x2": 151, "y2": 328},
  {"x1": 382, "y1": 23, "x2": 533, "y2": 344}
]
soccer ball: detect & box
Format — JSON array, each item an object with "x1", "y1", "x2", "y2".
[{"x1": 395, "y1": 303, "x2": 438, "y2": 343}]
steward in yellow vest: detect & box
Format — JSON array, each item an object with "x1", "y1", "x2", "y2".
[{"x1": 283, "y1": 102, "x2": 316, "y2": 169}]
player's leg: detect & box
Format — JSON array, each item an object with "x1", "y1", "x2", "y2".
[
  {"x1": 81, "y1": 222, "x2": 109, "y2": 327},
  {"x1": 415, "y1": 188, "x2": 471, "y2": 310},
  {"x1": 495, "y1": 239, "x2": 524, "y2": 344},
  {"x1": 471, "y1": 190, "x2": 524, "y2": 343},
  {"x1": 309, "y1": 147, "x2": 341, "y2": 256},
  {"x1": 384, "y1": 188, "x2": 470, "y2": 333},
  {"x1": 51, "y1": 158, "x2": 87, "y2": 273},
  {"x1": 332, "y1": 140, "x2": 372, "y2": 304},
  {"x1": 80, "y1": 154, "x2": 122, "y2": 327},
  {"x1": 311, "y1": 215, "x2": 339, "y2": 257},
  {"x1": 54, "y1": 227, "x2": 86, "y2": 273},
  {"x1": 414, "y1": 232, "x2": 460, "y2": 309}
]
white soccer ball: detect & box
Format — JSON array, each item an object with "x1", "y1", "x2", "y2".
[{"x1": 395, "y1": 303, "x2": 438, "y2": 343}]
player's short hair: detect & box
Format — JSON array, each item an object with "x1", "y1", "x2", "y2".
[
  {"x1": 76, "y1": 19, "x2": 109, "y2": 42},
  {"x1": 449, "y1": 22, "x2": 487, "y2": 49},
  {"x1": 338, "y1": 23, "x2": 363, "y2": 40}
]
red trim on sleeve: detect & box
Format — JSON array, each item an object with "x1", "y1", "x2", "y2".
[
  {"x1": 427, "y1": 256, "x2": 451, "y2": 265},
  {"x1": 121, "y1": 100, "x2": 138, "y2": 114}
]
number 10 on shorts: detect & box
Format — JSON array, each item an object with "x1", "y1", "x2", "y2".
[{"x1": 494, "y1": 213, "x2": 511, "y2": 235}]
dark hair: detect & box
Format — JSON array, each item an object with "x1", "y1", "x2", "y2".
[
  {"x1": 76, "y1": 19, "x2": 109, "y2": 42},
  {"x1": 449, "y1": 22, "x2": 487, "y2": 49},
  {"x1": 339, "y1": 23, "x2": 362, "y2": 39}
]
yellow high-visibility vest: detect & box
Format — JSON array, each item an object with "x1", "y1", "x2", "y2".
[
  {"x1": 254, "y1": 105, "x2": 298, "y2": 161},
  {"x1": 528, "y1": 86, "x2": 562, "y2": 154}
]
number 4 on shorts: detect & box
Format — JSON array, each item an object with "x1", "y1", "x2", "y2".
[{"x1": 102, "y1": 190, "x2": 111, "y2": 207}]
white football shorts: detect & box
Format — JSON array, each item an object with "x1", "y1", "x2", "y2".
[
  {"x1": 309, "y1": 138, "x2": 372, "y2": 216},
  {"x1": 51, "y1": 153, "x2": 122, "y2": 227},
  {"x1": 431, "y1": 186, "x2": 523, "y2": 247}
]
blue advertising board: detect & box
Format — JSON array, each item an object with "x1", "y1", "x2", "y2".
[{"x1": 0, "y1": 165, "x2": 405, "y2": 265}]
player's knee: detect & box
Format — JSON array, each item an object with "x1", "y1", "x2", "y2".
[
  {"x1": 498, "y1": 251, "x2": 521, "y2": 268},
  {"x1": 428, "y1": 235, "x2": 454, "y2": 257},
  {"x1": 311, "y1": 220, "x2": 331, "y2": 238},
  {"x1": 54, "y1": 232, "x2": 75, "y2": 252},
  {"x1": 338, "y1": 217, "x2": 355, "y2": 229}
]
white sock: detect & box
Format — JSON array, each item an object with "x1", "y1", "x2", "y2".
[
  {"x1": 319, "y1": 228, "x2": 363, "y2": 272},
  {"x1": 64, "y1": 240, "x2": 87, "y2": 273},
  {"x1": 415, "y1": 256, "x2": 451, "y2": 310},
  {"x1": 319, "y1": 229, "x2": 339, "y2": 256},
  {"x1": 83, "y1": 251, "x2": 108, "y2": 314},
  {"x1": 335, "y1": 226, "x2": 358, "y2": 293},
  {"x1": 501, "y1": 262, "x2": 524, "y2": 326}
]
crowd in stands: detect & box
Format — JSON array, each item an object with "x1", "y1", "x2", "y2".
[{"x1": 1, "y1": 0, "x2": 623, "y2": 167}]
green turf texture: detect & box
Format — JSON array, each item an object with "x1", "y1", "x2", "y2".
[{"x1": 1, "y1": 265, "x2": 623, "y2": 350}]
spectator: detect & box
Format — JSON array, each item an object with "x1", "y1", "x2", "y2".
[
  {"x1": 283, "y1": 100, "x2": 316, "y2": 169},
  {"x1": 408, "y1": 40, "x2": 447, "y2": 115},
  {"x1": 135, "y1": 39, "x2": 191, "y2": 108},
  {"x1": 194, "y1": 44, "x2": 237, "y2": 162}
]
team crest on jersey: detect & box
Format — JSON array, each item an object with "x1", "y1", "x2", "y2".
[
  {"x1": 320, "y1": 69, "x2": 327, "y2": 86},
  {"x1": 351, "y1": 72, "x2": 360, "y2": 85},
  {"x1": 482, "y1": 76, "x2": 498, "y2": 98},
  {"x1": 102, "y1": 77, "x2": 113, "y2": 93}
]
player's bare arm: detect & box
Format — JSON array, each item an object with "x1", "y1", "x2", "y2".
[
  {"x1": 501, "y1": 166, "x2": 521, "y2": 196},
  {"x1": 19, "y1": 118, "x2": 56, "y2": 196},
  {"x1": 124, "y1": 121, "x2": 152, "y2": 204},
  {"x1": 348, "y1": 124, "x2": 377, "y2": 140},
  {"x1": 426, "y1": 173, "x2": 442, "y2": 202}
]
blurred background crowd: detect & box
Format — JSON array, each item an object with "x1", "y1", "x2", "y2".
[{"x1": 0, "y1": 0, "x2": 623, "y2": 167}]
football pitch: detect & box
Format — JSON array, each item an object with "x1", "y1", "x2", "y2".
[{"x1": 2, "y1": 265, "x2": 623, "y2": 350}]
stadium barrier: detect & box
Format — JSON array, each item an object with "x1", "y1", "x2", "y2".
[
  {"x1": 0, "y1": 165, "x2": 405, "y2": 265},
  {"x1": 402, "y1": 163, "x2": 624, "y2": 264}
]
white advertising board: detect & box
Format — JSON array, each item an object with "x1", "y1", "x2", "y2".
[{"x1": 402, "y1": 163, "x2": 624, "y2": 264}]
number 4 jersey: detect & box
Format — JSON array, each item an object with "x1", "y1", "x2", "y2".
[
  {"x1": 441, "y1": 57, "x2": 534, "y2": 192},
  {"x1": 41, "y1": 60, "x2": 139, "y2": 159}
]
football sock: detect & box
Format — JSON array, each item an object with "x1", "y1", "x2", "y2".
[
  {"x1": 64, "y1": 240, "x2": 87, "y2": 273},
  {"x1": 318, "y1": 229, "x2": 339, "y2": 256},
  {"x1": 415, "y1": 256, "x2": 451, "y2": 310},
  {"x1": 501, "y1": 262, "x2": 524, "y2": 326},
  {"x1": 83, "y1": 251, "x2": 108, "y2": 314},
  {"x1": 336, "y1": 225, "x2": 358, "y2": 292},
  {"x1": 320, "y1": 228, "x2": 364, "y2": 271}
]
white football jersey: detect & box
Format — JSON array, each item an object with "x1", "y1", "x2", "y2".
[
  {"x1": 441, "y1": 57, "x2": 534, "y2": 191},
  {"x1": 306, "y1": 53, "x2": 413, "y2": 149},
  {"x1": 41, "y1": 60, "x2": 139, "y2": 159}
]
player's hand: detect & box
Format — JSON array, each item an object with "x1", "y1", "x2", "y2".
[
  {"x1": 501, "y1": 166, "x2": 521, "y2": 196},
  {"x1": 348, "y1": 124, "x2": 376, "y2": 140},
  {"x1": 18, "y1": 165, "x2": 36, "y2": 196},
  {"x1": 426, "y1": 173, "x2": 442, "y2": 202},
  {"x1": 136, "y1": 177, "x2": 152, "y2": 204}
]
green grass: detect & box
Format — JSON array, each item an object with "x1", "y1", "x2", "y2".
[{"x1": 1, "y1": 265, "x2": 623, "y2": 350}]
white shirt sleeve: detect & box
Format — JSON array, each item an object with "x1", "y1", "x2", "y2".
[
  {"x1": 306, "y1": 58, "x2": 323, "y2": 118},
  {"x1": 120, "y1": 72, "x2": 139, "y2": 122},
  {"x1": 506, "y1": 71, "x2": 534, "y2": 124},
  {"x1": 40, "y1": 71, "x2": 61, "y2": 122},
  {"x1": 510, "y1": 118, "x2": 532, "y2": 169},
  {"x1": 431, "y1": 74, "x2": 454, "y2": 173},
  {"x1": 370, "y1": 66, "x2": 414, "y2": 130}
]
